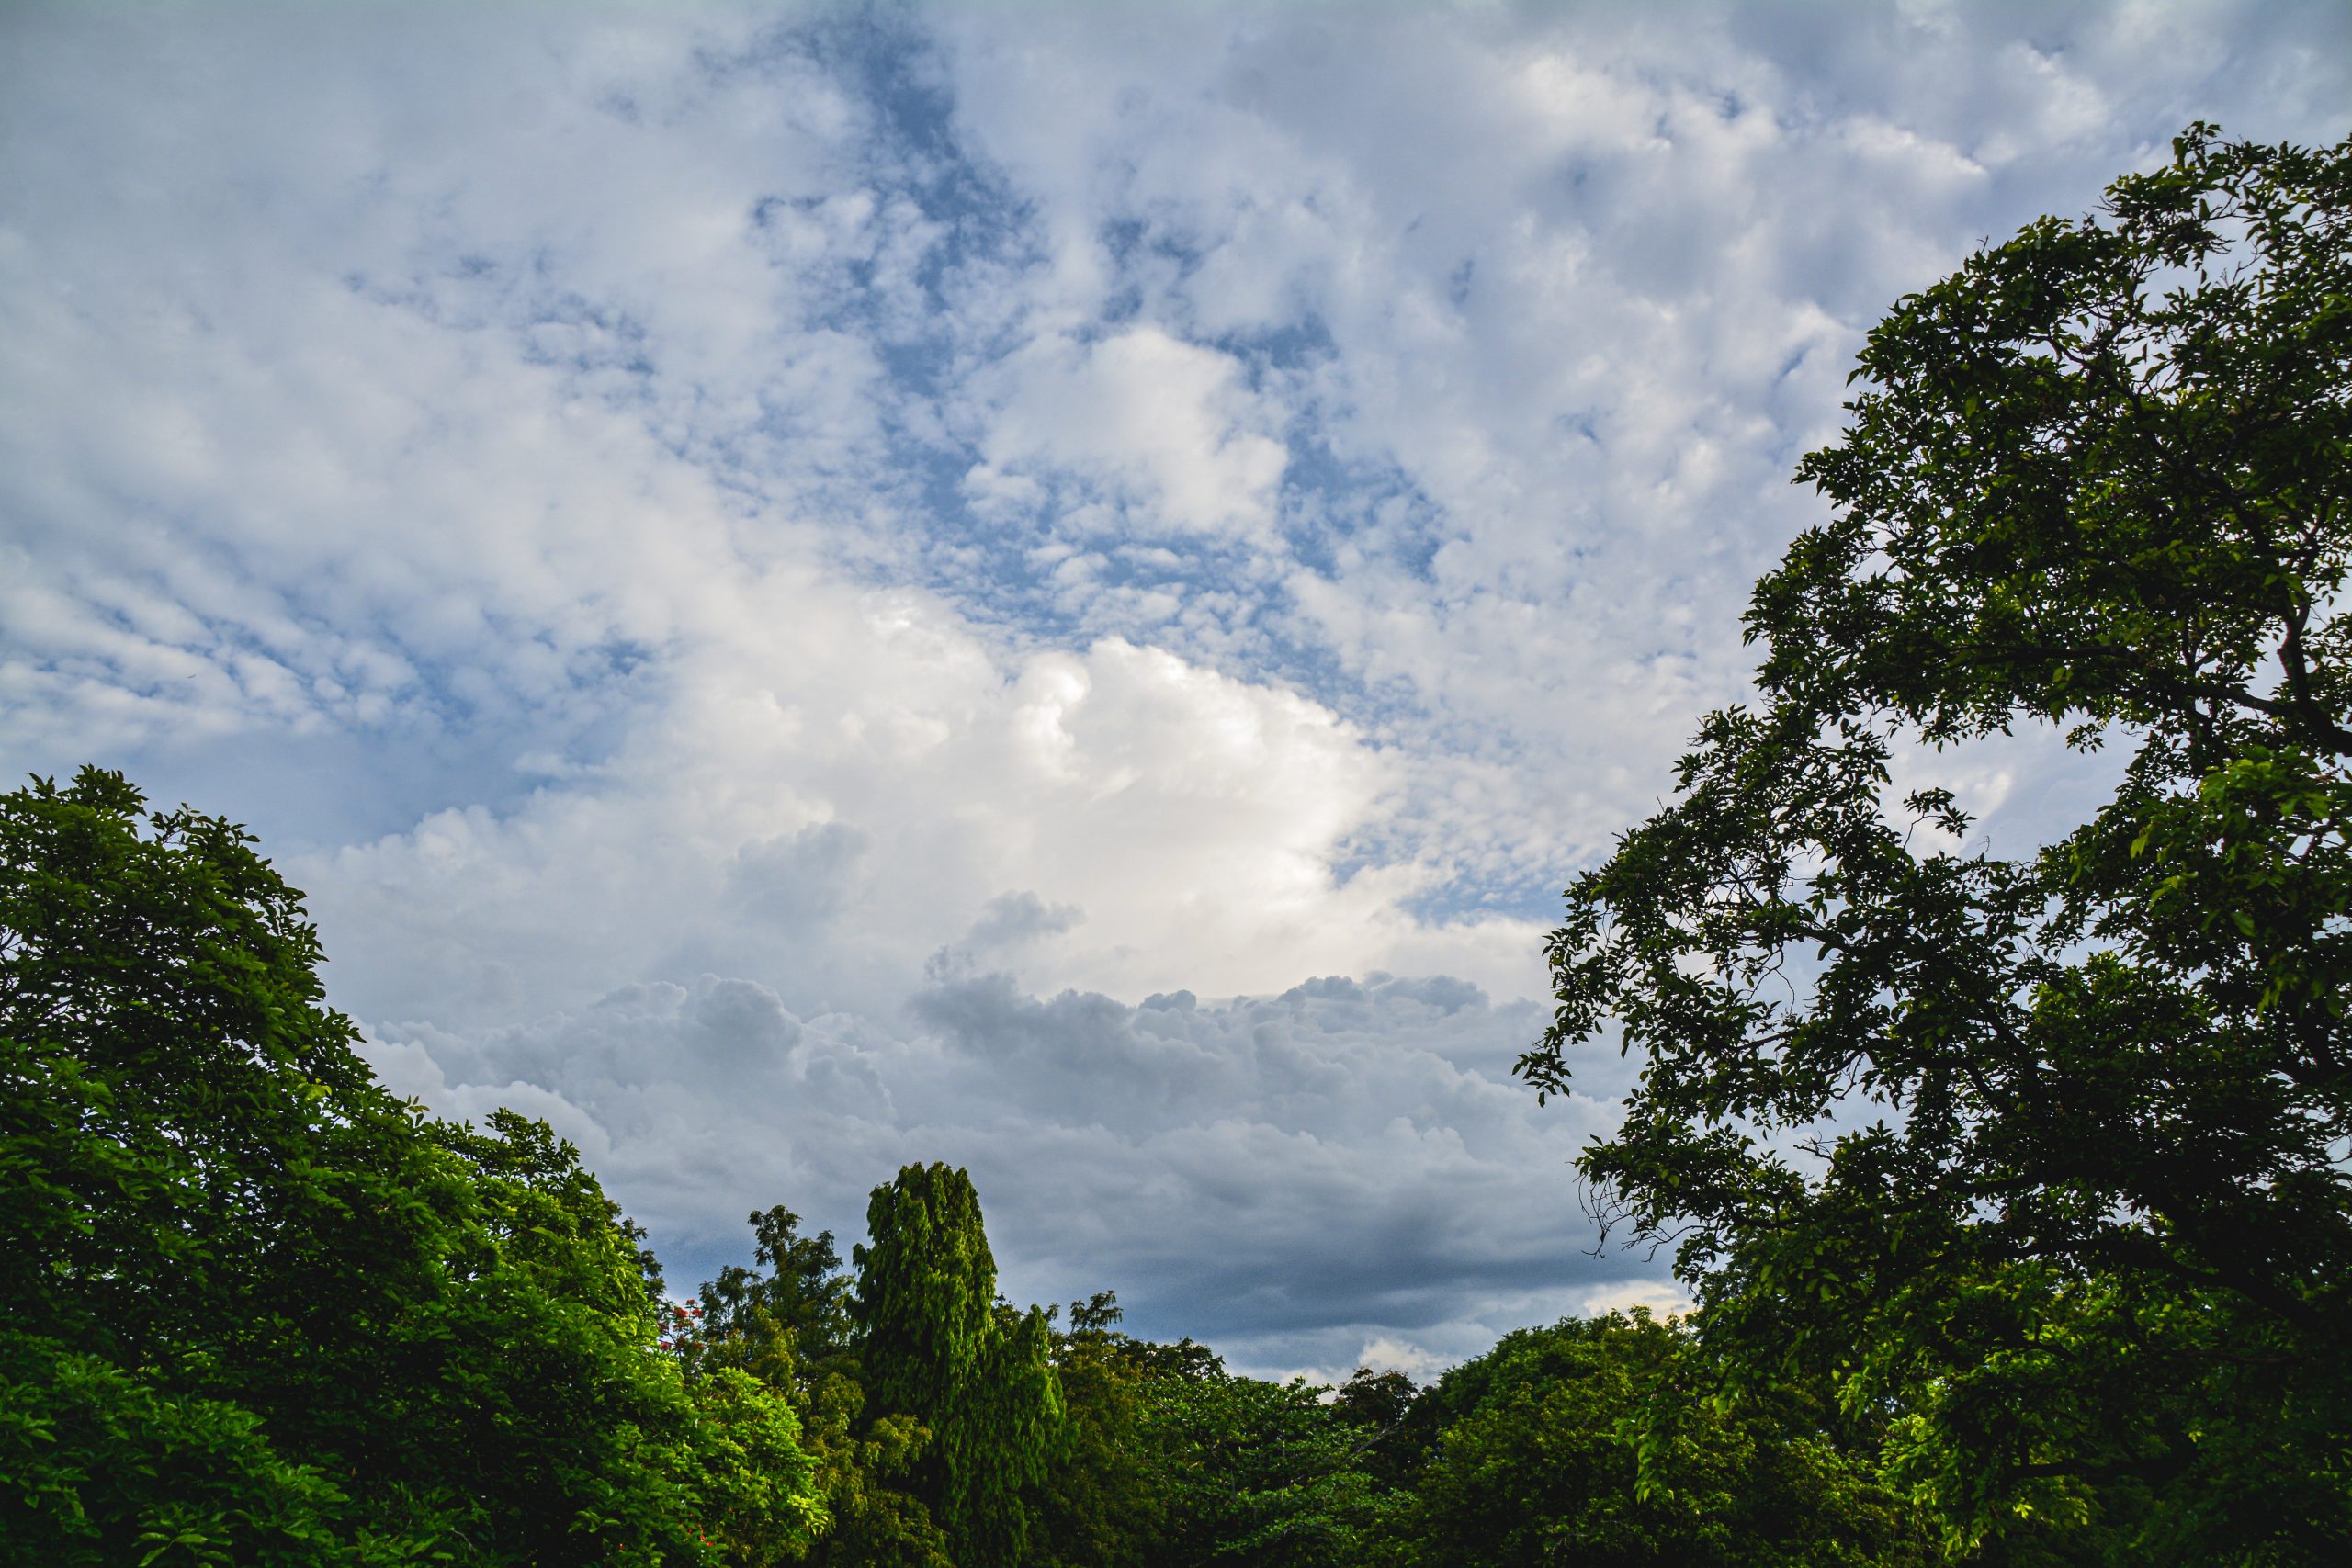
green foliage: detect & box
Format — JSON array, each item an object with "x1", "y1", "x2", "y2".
[
  {"x1": 383, "y1": 1111, "x2": 827, "y2": 1564},
  {"x1": 0, "y1": 768, "x2": 824, "y2": 1564},
  {"x1": 0, "y1": 1336, "x2": 424, "y2": 1567},
  {"x1": 1031, "y1": 1293, "x2": 1168, "y2": 1568},
  {"x1": 695, "y1": 1206, "x2": 860, "y2": 1399},
  {"x1": 1519, "y1": 127, "x2": 2352, "y2": 1562},
  {"x1": 853, "y1": 1163, "x2": 1066, "y2": 1568},
  {"x1": 685, "y1": 1204, "x2": 951, "y2": 1568},
  {"x1": 1136, "y1": 1356, "x2": 1404, "y2": 1568},
  {"x1": 798, "y1": 1400, "x2": 954, "y2": 1568},
  {"x1": 680, "y1": 1367, "x2": 831, "y2": 1566},
  {"x1": 1329, "y1": 1367, "x2": 1425, "y2": 1491},
  {"x1": 1390, "y1": 1312, "x2": 1928, "y2": 1568},
  {"x1": 1029, "y1": 1303, "x2": 1423, "y2": 1568},
  {"x1": 0, "y1": 766, "x2": 402, "y2": 1371},
  {"x1": 0, "y1": 764, "x2": 1971, "y2": 1567}
]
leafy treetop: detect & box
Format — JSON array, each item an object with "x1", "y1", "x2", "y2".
[{"x1": 1520, "y1": 126, "x2": 2352, "y2": 1562}]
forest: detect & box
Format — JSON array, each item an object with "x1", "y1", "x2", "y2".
[{"x1": 3, "y1": 128, "x2": 2346, "y2": 1566}]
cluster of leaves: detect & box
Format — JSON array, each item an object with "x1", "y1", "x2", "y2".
[
  {"x1": 1010, "y1": 1294, "x2": 1413, "y2": 1568},
  {"x1": 663, "y1": 1177, "x2": 1066, "y2": 1568},
  {"x1": 0, "y1": 768, "x2": 824, "y2": 1565},
  {"x1": 1124, "y1": 1347, "x2": 1406, "y2": 1566},
  {"x1": 1519, "y1": 125, "x2": 2352, "y2": 1562},
  {"x1": 1388, "y1": 1311, "x2": 1928, "y2": 1568},
  {"x1": 676, "y1": 1213, "x2": 1421, "y2": 1568}
]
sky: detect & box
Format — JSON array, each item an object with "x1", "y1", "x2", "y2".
[{"x1": 4, "y1": 0, "x2": 2346, "y2": 1382}]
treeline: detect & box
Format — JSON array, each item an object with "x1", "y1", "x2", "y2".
[
  {"x1": 672, "y1": 1189, "x2": 1933, "y2": 1568},
  {"x1": 0, "y1": 766, "x2": 1919, "y2": 1566}
]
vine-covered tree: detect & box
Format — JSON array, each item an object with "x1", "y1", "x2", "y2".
[
  {"x1": 854, "y1": 1163, "x2": 1065, "y2": 1568},
  {"x1": 1519, "y1": 127, "x2": 2352, "y2": 1561}
]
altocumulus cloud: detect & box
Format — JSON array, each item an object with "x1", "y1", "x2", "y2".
[{"x1": 2, "y1": 0, "x2": 2347, "y2": 1374}]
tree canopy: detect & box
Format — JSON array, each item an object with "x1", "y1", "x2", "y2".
[
  {"x1": 854, "y1": 1163, "x2": 1066, "y2": 1568},
  {"x1": 0, "y1": 761, "x2": 1932, "y2": 1565},
  {"x1": 1519, "y1": 125, "x2": 2352, "y2": 1562},
  {"x1": 1393, "y1": 1311, "x2": 1928, "y2": 1568},
  {"x1": 0, "y1": 768, "x2": 825, "y2": 1565}
]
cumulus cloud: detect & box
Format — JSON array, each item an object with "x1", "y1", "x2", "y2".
[
  {"x1": 303, "y1": 618, "x2": 1544, "y2": 1040},
  {"x1": 968, "y1": 327, "x2": 1289, "y2": 539},
  {"x1": 4, "y1": 0, "x2": 2346, "y2": 1373}
]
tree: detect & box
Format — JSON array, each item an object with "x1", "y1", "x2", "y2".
[
  {"x1": 1132, "y1": 1359, "x2": 1404, "y2": 1568},
  {"x1": 1329, "y1": 1367, "x2": 1424, "y2": 1491},
  {"x1": 1518, "y1": 127, "x2": 2352, "y2": 1561},
  {"x1": 853, "y1": 1163, "x2": 1064, "y2": 1568},
  {"x1": 0, "y1": 767, "x2": 451, "y2": 1562},
  {"x1": 0, "y1": 768, "x2": 824, "y2": 1564},
  {"x1": 695, "y1": 1205, "x2": 861, "y2": 1400},
  {"x1": 1031, "y1": 1292, "x2": 1170, "y2": 1568},
  {"x1": 0, "y1": 767, "x2": 401, "y2": 1374},
  {"x1": 688, "y1": 1205, "x2": 951, "y2": 1568},
  {"x1": 1391, "y1": 1311, "x2": 1927, "y2": 1568},
  {"x1": 422, "y1": 1111, "x2": 826, "y2": 1565}
]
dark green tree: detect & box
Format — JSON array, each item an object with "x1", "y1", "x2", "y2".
[
  {"x1": 688, "y1": 1204, "x2": 951, "y2": 1568},
  {"x1": 1391, "y1": 1312, "x2": 1928, "y2": 1568},
  {"x1": 1330, "y1": 1366, "x2": 1424, "y2": 1490},
  {"x1": 0, "y1": 767, "x2": 448, "y2": 1562},
  {"x1": 854, "y1": 1163, "x2": 1064, "y2": 1568},
  {"x1": 0, "y1": 767, "x2": 401, "y2": 1377},
  {"x1": 1132, "y1": 1359, "x2": 1404, "y2": 1568},
  {"x1": 1032, "y1": 1292, "x2": 1170, "y2": 1568},
  {"x1": 1519, "y1": 127, "x2": 2352, "y2": 1561},
  {"x1": 0, "y1": 767, "x2": 823, "y2": 1564}
]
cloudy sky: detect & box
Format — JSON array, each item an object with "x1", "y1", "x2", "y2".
[{"x1": 4, "y1": 0, "x2": 2346, "y2": 1379}]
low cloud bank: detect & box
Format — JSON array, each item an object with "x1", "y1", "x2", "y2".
[{"x1": 366, "y1": 966, "x2": 1651, "y2": 1379}]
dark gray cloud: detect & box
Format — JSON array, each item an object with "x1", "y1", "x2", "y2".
[{"x1": 368, "y1": 965, "x2": 1641, "y2": 1377}]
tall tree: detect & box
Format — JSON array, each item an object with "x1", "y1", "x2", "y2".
[
  {"x1": 854, "y1": 1163, "x2": 1064, "y2": 1568},
  {"x1": 1519, "y1": 127, "x2": 2352, "y2": 1561},
  {"x1": 0, "y1": 768, "x2": 823, "y2": 1564},
  {"x1": 690, "y1": 1204, "x2": 952, "y2": 1568}
]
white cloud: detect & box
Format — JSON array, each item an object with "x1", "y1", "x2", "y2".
[
  {"x1": 1580, "y1": 1280, "x2": 1696, "y2": 1320},
  {"x1": 968, "y1": 327, "x2": 1289, "y2": 539},
  {"x1": 305, "y1": 611, "x2": 1546, "y2": 1032}
]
